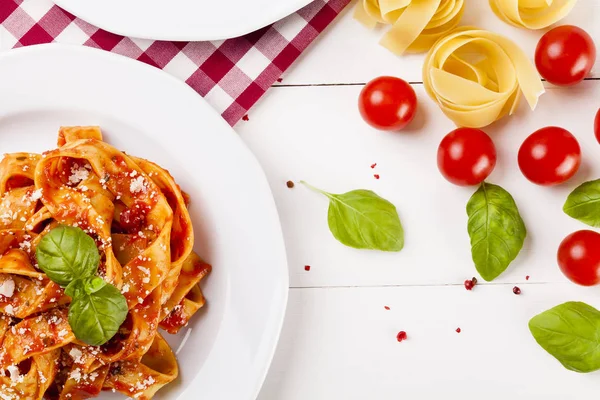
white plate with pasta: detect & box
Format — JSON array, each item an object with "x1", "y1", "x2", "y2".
[
  {"x1": 0, "y1": 44, "x2": 288, "y2": 399},
  {"x1": 52, "y1": 0, "x2": 313, "y2": 41}
]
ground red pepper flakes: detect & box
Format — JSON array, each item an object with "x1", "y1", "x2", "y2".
[
  {"x1": 464, "y1": 277, "x2": 477, "y2": 290},
  {"x1": 242, "y1": 114, "x2": 249, "y2": 121},
  {"x1": 513, "y1": 286, "x2": 521, "y2": 295},
  {"x1": 396, "y1": 331, "x2": 407, "y2": 342},
  {"x1": 304, "y1": 265, "x2": 311, "y2": 271},
  {"x1": 384, "y1": 306, "x2": 390, "y2": 310},
  {"x1": 371, "y1": 163, "x2": 377, "y2": 169},
  {"x1": 525, "y1": 275, "x2": 530, "y2": 281},
  {"x1": 277, "y1": 78, "x2": 283, "y2": 83},
  {"x1": 456, "y1": 328, "x2": 461, "y2": 333},
  {"x1": 374, "y1": 174, "x2": 380, "y2": 180},
  {"x1": 286, "y1": 180, "x2": 295, "y2": 188}
]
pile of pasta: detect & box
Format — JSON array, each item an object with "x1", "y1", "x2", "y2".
[
  {"x1": 353, "y1": 0, "x2": 579, "y2": 126},
  {"x1": 422, "y1": 27, "x2": 545, "y2": 127},
  {"x1": 0, "y1": 127, "x2": 211, "y2": 399},
  {"x1": 354, "y1": 0, "x2": 577, "y2": 56}
]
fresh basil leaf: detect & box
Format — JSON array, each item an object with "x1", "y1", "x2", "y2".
[
  {"x1": 65, "y1": 279, "x2": 81, "y2": 298},
  {"x1": 563, "y1": 179, "x2": 600, "y2": 227},
  {"x1": 529, "y1": 302, "x2": 600, "y2": 373},
  {"x1": 36, "y1": 225, "x2": 100, "y2": 286},
  {"x1": 466, "y1": 182, "x2": 526, "y2": 281},
  {"x1": 68, "y1": 278, "x2": 128, "y2": 346},
  {"x1": 84, "y1": 276, "x2": 107, "y2": 294},
  {"x1": 301, "y1": 182, "x2": 403, "y2": 252}
]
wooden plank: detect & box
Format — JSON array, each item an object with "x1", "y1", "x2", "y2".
[
  {"x1": 259, "y1": 284, "x2": 600, "y2": 399},
  {"x1": 237, "y1": 81, "x2": 600, "y2": 288}
]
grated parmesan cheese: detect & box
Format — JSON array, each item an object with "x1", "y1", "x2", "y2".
[
  {"x1": 137, "y1": 266, "x2": 150, "y2": 275},
  {"x1": 69, "y1": 164, "x2": 90, "y2": 185},
  {"x1": 0, "y1": 279, "x2": 15, "y2": 298},
  {"x1": 6, "y1": 366, "x2": 20, "y2": 382},
  {"x1": 69, "y1": 348, "x2": 83, "y2": 364},
  {"x1": 129, "y1": 176, "x2": 147, "y2": 194},
  {"x1": 29, "y1": 189, "x2": 42, "y2": 202},
  {"x1": 19, "y1": 240, "x2": 31, "y2": 252},
  {"x1": 70, "y1": 368, "x2": 82, "y2": 382}
]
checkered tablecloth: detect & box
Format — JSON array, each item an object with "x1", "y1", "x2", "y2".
[{"x1": 0, "y1": 0, "x2": 350, "y2": 125}]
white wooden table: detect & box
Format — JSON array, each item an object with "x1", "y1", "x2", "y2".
[{"x1": 237, "y1": 1, "x2": 600, "y2": 399}]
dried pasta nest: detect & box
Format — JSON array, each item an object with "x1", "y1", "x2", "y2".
[
  {"x1": 489, "y1": 0, "x2": 578, "y2": 30},
  {"x1": 354, "y1": 0, "x2": 466, "y2": 55},
  {"x1": 422, "y1": 27, "x2": 545, "y2": 128}
]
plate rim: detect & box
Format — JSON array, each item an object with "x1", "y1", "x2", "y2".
[
  {"x1": 0, "y1": 43, "x2": 290, "y2": 399},
  {"x1": 52, "y1": 0, "x2": 314, "y2": 41}
]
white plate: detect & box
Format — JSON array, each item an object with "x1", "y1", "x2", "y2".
[
  {"x1": 0, "y1": 44, "x2": 289, "y2": 400},
  {"x1": 52, "y1": 0, "x2": 314, "y2": 41}
]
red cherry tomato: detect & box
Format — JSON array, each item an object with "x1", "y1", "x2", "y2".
[
  {"x1": 437, "y1": 128, "x2": 497, "y2": 186},
  {"x1": 518, "y1": 126, "x2": 581, "y2": 186},
  {"x1": 358, "y1": 76, "x2": 417, "y2": 131},
  {"x1": 595, "y1": 108, "x2": 600, "y2": 144},
  {"x1": 558, "y1": 230, "x2": 600, "y2": 286},
  {"x1": 535, "y1": 25, "x2": 596, "y2": 86}
]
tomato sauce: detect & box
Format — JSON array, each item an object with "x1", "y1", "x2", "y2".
[
  {"x1": 5, "y1": 176, "x2": 34, "y2": 191},
  {"x1": 119, "y1": 201, "x2": 151, "y2": 232},
  {"x1": 160, "y1": 303, "x2": 187, "y2": 334}
]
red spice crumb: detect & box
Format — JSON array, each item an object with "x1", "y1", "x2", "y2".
[
  {"x1": 456, "y1": 328, "x2": 461, "y2": 333},
  {"x1": 286, "y1": 180, "x2": 294, "y2": 189},
  {"x1": 464, "y1": 277, "x2": 477, "y2": 291},
  {"x1": 513, "y1": 286, "x2": 521, "y2": 295},
  {"x1": 525, "y1": 275, "x2": 530, "y2": 281},
  {"x1": 371, "y1": 163, "x2": 377, "y2": 169},
  {"x1": 276, "y1": 78, "x2": 283, "y2": 83},
  {"x1": 242, "y1": 114, "x2": 249, "y2": 121},
  {"x1": 384, "y1": 306, "x2": 390, "y2": 310},
  {"x1": 304, "y1": 265, "x2": 311, "y2": 271},
  {"x1": 396, "y1": 331, "x2": 407, "y2": 342},
  {"x1": 374, "y1": 174, "x2": 380, "y2": 180}
]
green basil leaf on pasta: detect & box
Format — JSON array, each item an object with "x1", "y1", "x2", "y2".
[
  {"x1": 68, "y1": 277, "x2": 128, "y2": 346},
  {"x1": 466, "y1": 182, "x2": 526, "y2": 281},
  {"x1": 563, "y1": 179, "x2": 600, "y2": 227},
  {"x1": 529, "y1": 302, "x2": 600, "y2": 373},
  {"x1": 36, "y1": 225, "x2": 100, "y2": 286},
  {"x1": 301, "y1": 181, "x2": 403, "y2": 252}
]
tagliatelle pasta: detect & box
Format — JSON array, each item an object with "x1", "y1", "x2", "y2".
[
  {"x1": 353, "y1": 0, "x2": 465, "y2": 55},
  {"x1": 489, "y1": 0, "x2": 577, "y2": 29},
  {"x1": 0, "y1": 127, "x2": 211, "y2": 399},
  {"x1": 423, "y1": 27, "x2": 545, "y2": 128}
]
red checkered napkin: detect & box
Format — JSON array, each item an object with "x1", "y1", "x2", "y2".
[{"x1": 0, "y1": 0, "x2": 350, "y2": 125}]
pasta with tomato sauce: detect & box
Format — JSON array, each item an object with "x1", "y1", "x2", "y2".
[{"x1": 0, "y1": 127, "x2": 211, "y2": 399}]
